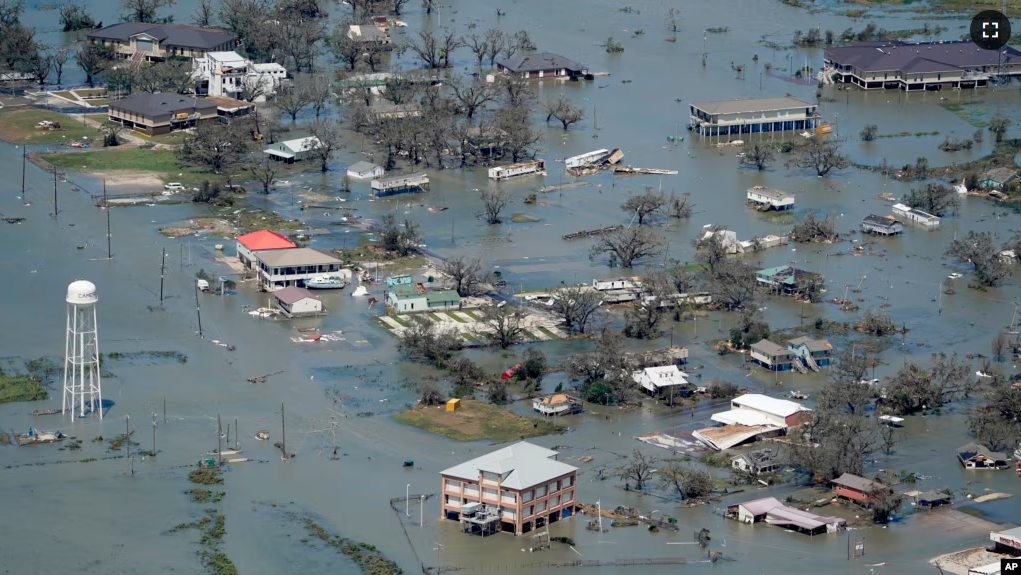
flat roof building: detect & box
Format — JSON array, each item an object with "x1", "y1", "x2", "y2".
[
  {"x1": 441, "y1": 442, "x2": 578, "y2": 536},
  {"x1": 108, "y1": 93, "x2": 219, "y2": 135},
  {"x1": 689, "y1": 96, "x2": 820, "y2": 139},
  {"x1": 253, "y1": 247, "x2": 343, "y2": 289},
  {"x1": 824, "y1": 41, "x2": 1021, "y2": 91}
]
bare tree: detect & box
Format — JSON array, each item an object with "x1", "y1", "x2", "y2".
[
  {"x1": 307, "y1": 118, "x2": 344, "y2": 172},
  {"x1": 590, "y1": 226, "x2": 665, "y2": 268},
  {"x1": 666, "y1": 8, "x2": 679, "y2": 33},
  {"x1": 422, "y1": 0, "x2": 435, "y2": 14},
  {"x1": 692, "y1": 228, "x2": 729, "y2": 275},
  {"x1": 406, "y1": 28, "x2": 462, "y2": 68},
  {"x1": 479, "y1": 187, "x2": 509, "y2": 224},
  {"x1": 666, "y1": 193, "x2": 694, "y2": 219},
  {"x1": 120, "y1": 0, "x2": 174, "y2": 23},
  {"x1": 659, "y1": 460, "x2": 713, "y2": 500},
  {"x1": 787, "y1": 139, "x2": 849, "y2": 177},
  {"x1": 398, "y1": 319, "x2": 462, "y2": 364},
  {"x1": 440, "y1": 255, "x2": 485, "y2": 297},
  {"x1": 328, "y1": 21, "x2": 364, "y2": 70},
  {"x1": 550, "y1": 284, "x2": 603, "y2": 334},
  {"x1": 418, "y1": 380, "x2": 445, "y2": 406},
  {"x1": 376, "y1": 213, "x2": 421, "y2": 256},
  {"x1": 391, "y1": 0, "x2": 410, "y2": 15},
  {"x1": 968, "y1": 376, "x2": 1021, "y2": 451},
  {"x1": 707, "y1": 260, "x2": 758, "y2": 310},
  {"x1": 382, "y1": 74, "x2": 417, "y2": 105},
  {"x1": 542, "y1": 95, "x2": 584, "y2": 130},
  {"x1": 621, "y1": 189, "x2": 665, "y2": 224},
  {"x1": 992, "y1": 331, "x2": 1009, "y2": 362},
  {"x1": 475, "y1": 304, "x2": 529, "y2": 349},
  {"x1": 306, "y1": 74, "x2": 333, "y2": 118},
  {"x1": 75, "y1": 43, "x2": 109, "y2": 87},
  {"x1": 58, "y1": 0, "x2": 95, "y2": 31},
  {"x1": 275, "y1": 82, "x2": 313, "y2": 120},
  {"x1": 623, "y1": 273, "x2": 668, "y2": 339},
  {"x1": 620, "y1": 449, "x2": 656, "y2": 491},
  {"x1": 739, "y1": 142, "x2": 775, "y2": 170},
  {"x1": 790, "y1": 211, "x2": 837, "y2": 243},
  {"x1": 178, "y1": 121, "x2": 253, "y2": 183},
  {"x1": 462, "y1": 32, "x2": 488, "y2": 64},
  {"x1": 27, "y1": 48, "x2": 50, "y2": 85},
  {"x1": 989, "y1": 114, "x2": 1011, "y2": 143},
  {"x1": 483, "y1": 28, "x2": 506, "y2": 66},
  {"x1": 248, "y1": 158, "x2": 279, "y2": 193},
  {"x1": 860, "y1": 124, "x2": 878, "y2": 141},
  {"x1": 450, "y1": 74, "x2": 496, "y2": 119},
  {"x1": 496, "y1": 103, "x2": 542, "y2": 161},
  {"x1": 944, "y1": 231, "x2": 1010, "y2": 288},
  {"x1": 497, "y1": 74, "x2": 532, "y2": 106},
  {"x1": 193, "y1": 0, "x2": 214, "y2": 25},
  {"x1": 903, "y1": 183, "x2": 960, "y2": 217}
]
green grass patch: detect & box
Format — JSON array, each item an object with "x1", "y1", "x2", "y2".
[
  {"x1": 51, "y1": 90, "x2": 77, "y2": 101},
  {"x1": 428, "y1": 312, "x2": 444, "y2": 322},
  {"x1": 85, "y1": 98, "x2": 110, "y2": 108},
  {"x1": 72, "y1": 88, "x2": 107, "y2": 98},
  {"x1": 461, "y1": 309, "x2": 481, "y2": 320},
  {"x1": 38, "y1": 148, "x2": 212, "y2": 186},
  {"x1": 536, "y1": 326, "x2": 559, "y2": 339},
  {"x1": 461, "y1": 333, "x2": 478, "y2": 342},
  {"x1": 0, "y1": 108, "x2": 99, "y2": 144},
  {"x1": 0, "y1": 367, "x2": 47, "y2": 404},
  {"x1": 394, "y1": 399, "x2": 564, "y2": 441},
  {"x1": 941, "y1": 102, "x2": 991, "y2": 128},
  {"x1": 445, "y1": 311, "x2": 466, "y2": 323},
  {"x1": 521, "y1": 329, "x2": 538, "y2": 340},
  {"x1": 301, "y1": 518, "x2": 402, "y2": 575},
  {"x1": 374, "y1": 317, "x2": 394, "y2": 330},
  {"x1": 388, "y1": 314, "x2": 411, "y2": 328},
  {"x1": 132, "y1": 129, "x2": 189, "y2": 146}
]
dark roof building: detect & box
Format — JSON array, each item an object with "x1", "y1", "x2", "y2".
[
  {"x1": 109, "y1": 93, "x2": 219, "y2": 135},
  {"x1": 861, "y1": 214, "x2": 903, "y2": 235},
  {"x1": 957, "y1": 442, "x2": 1009, "y2": 469},
  {"x1": 824, "y1": 41, "x2": 1021, "y2": 91},
  {"x1": 497, "y1": 52, "x2": 587, "y2": 79},
  {"x1": 89, "y1": 23, "x2": 235, "y2": 64}
]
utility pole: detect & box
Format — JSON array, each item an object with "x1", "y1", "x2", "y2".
[
  {"x1": 280, "y1": 402, "x2": 288, "y2": 460},
  {"x1": 163, "y1": 396, "x2": 166, "y2": 424},
  {"x1": 21, "y1": 145, "x2": 26, "y2": 203},
  {"x1": 151, "y1": 412, "x2": 157, "y2": 458},
  {"x1": 125, "y1": 415, "x2": 130, "y2": 460},
  {"x1": 194, "y1": 281, "x2": 203, "y2": 337},
  {"x1": 104, "y1": 180, "x2": 111, "y2": 259},
  {"x1": 234, "y1": 417, "x2": 239, "y2": 451},
  {"x1": 217, "y1": 414, "x2": 223, "y2": 467},
  {"x1": 159, "y1": 247, "x2": 166, "y2": 302},
  {"x1": 53, "y1": 167, "x2": 58, "y2": 217}
]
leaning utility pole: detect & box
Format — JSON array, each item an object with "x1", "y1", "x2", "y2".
[
  {"x1": 194, "y1": 281, "x2": 203, "y2": 337},
  {"x1": 217, "y1": 414, "x2": 223, "y2": 466},
  {"x1": 159, "y1": 247, "x2": 166, "y2": 302}
]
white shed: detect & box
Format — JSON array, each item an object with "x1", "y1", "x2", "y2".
[
  {"x1": 632, "y1": 366, "x2": 689, "y2": 394},
  {"x1": 347, "y1": 161, "x2": 384, "y2": 179},
  {"x1": 273, "y1": 286, "x2": 323, "y2": 317}
]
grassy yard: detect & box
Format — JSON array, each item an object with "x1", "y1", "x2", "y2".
[
  {"x1": 51, "y1": 90, "x2": 76, "y2": 101},
  {"x1": 536, "y1": 326, "x2": 558, "y2": 339},
  {"x1": 445, "y1": 311, "x2": 466, "y2": 323},
  {"x1": 85, "y1": 98, "x2": 111, "y2": 108},
  {"x1": 388, "y1": 314, "x2": 411, "y2": 328},
  {"x1": 74, "y1": 88, "x2": 108, "y2": 98},
  {"x1": 428, "y1": 313, "x2": 444, "y2": 322},
  {"x1": 0, "y1": 368, "x2": 47, "y2": 404},
  {"x1": 0, "y1": 108, "x2": 99, "y2": 144},
  {"x1": 461, "y1": 309, "x2": 481, "y2": 320},
  {"x1": 38, "y1": 148, "x2": 211, "y2": 185},
  {"x1": 394, "y1": 399, "x2": 564, "y2": 442},
  {"x1": 133, "y1": 129, "x2": 189, "y2": 146}
]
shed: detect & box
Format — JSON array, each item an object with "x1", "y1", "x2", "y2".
[
  {"x1": 264, "y1": 136, "x2": 321, "y2": 163},
  {"x1": 911, "y1": 490, "x2": 952, "y2": 508},
  {"x1": 347, "y1": 161, "x2": 385, "y2": 179},
  {"x1": 446, "y1": 398, "x2": 460, "y2": 412},
  {"x1": 979, "y1": 167, "x2": 1019, "y2": 190},
  {"x1": 273, "y1": 286, "x2": 323, "y2": 317},
  {"x1": 861, "y1": 214, "x2": 903, "y2": 236}
]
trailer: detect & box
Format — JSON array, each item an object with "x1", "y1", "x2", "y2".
[{"x1": 488, "y1": 159, "x2": 546, "y2": 180}]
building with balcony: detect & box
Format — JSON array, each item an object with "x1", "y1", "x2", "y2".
[
  {"x1": 441, "y1": 442, "x2": 578, "y2": 536},
  {"x1": 88, "y1": 22, "x2": 235, "y2": 65},
  {"x1": 235, "y1": 229, "x2": 296, "y2": 269},
  {"x1": 689, "y1": 96, "x2": 820, "y2": 139},
  {"x1": 823, "y1": 41, "x2": 1021, "y2": 91},
  {"x1": 252, "y1": 247, "x2": 344, "y2": 289},
  {"x1": 108, "y1": 92, "x2": 218, "y2": 135},
  {"x1": 193, "y1": 51, "x2": 286, "y2": 102}
]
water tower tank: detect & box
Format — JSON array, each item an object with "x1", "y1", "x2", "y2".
[{"x1": 67, "y1": 280, "x2": 98, "y2": 305}]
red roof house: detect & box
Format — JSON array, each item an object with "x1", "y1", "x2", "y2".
[{"x1": 236, "y1": 230, "x2": 296, "y2": 268}]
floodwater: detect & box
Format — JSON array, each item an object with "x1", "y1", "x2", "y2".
[{"x1": 2, "y1": 0, "x2": 1021, "y2": 574}]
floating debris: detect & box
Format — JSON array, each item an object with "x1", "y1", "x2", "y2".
[{"x1": 563, "y1": 225, "x2": 623, "y2": 241}]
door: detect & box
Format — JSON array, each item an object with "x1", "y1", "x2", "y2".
[{"x1": 135, "y1": 39, "x2": 154, "y2": 53}]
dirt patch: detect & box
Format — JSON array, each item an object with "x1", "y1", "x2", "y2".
[
  {"x1": 393, "y1": 399, "x2": 564, "y2": 441},
  {"x1": 159, "y1": 227, "x2": 198, "y2": 238},
  {"x1": 90, "y1": 170, "x2": 165, "y2": 188},
  {"x1": 930, "y1": 547, "x2": 1014, "y2": 575},
  {"x1": 510, "y1": 213, "x2": 540, "y2": 223}
]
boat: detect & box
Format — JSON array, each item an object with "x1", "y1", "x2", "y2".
[
  {"x1": 788, "y1": 391, "x2": 809, "y2": 400},
  {"x1": 255, "y1": 430, "x2": 270, "y2": 441},
  {"x1": 306, "y1": 275, "x2": 348, "y2": 289},
  {"x1": 207, "y1": 448, "x2": 243, "y2": 456},
  {"x1": 879, "y1": 415, "x2": 905, "y2": 427},
  {"x1": 214, "y1": 244, "x2": 224, "y2": 251}
]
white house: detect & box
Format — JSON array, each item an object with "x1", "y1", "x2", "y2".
[
  {"x1": 193, "y1": 51, "x2": 287, "y2": 102},
  {"x1": 746, "y1": 186, "x2": 794, "y2": 211},
  {"x1": 632, "y1": 366, "x2": 689, "y2": 395},
  {"x1": 264, "y1": 136, "x2": 322, "y2": 163},
  {"x1": 693, "y1": 394, "x2": 812, "y2": 451},
  {"x1": 253, "y1": 247, "x2": 344, "y2": 288},
  {"x1": 273, "y1": 286, "x2": 323, "y2": 317},
  {"x1": 347, "y1": 161, "x2": 385, "y2": 179},
  {"x1": 892, "y1": 203, "x2": 940, "y2": 228},
  {"x1": 592, "y1": 278, "x2": 639, "y2": 291},
  {"x1": 700, "y1": 228, "x2": 743, "y2": 254}
]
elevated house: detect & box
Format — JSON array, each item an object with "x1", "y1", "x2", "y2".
[
  {"x1": 203, "y1": 95, "x2": 254, "y2": 122},
  {"x1": 957, "y1": 442, "x2": 1009, "y2": 469},
  {"x1": 632, "y1": 366, "x2": 689, "y2": 397},
  {"x1": 192, "y1": 51, "x2": 286, "y2": 102},
  {"x1": 346, "y1": 161, "x2": 384, "y2": 180},
  {"x1": 108, "y1": 93, "x2": 218, "y2": 135},
  {"x1": 235, "y1": 230, "x2": 296, "y2": 269},
  {"x1": 747, "y1": 186, "x2": 794, "y2": 211},
  {"x1": 731, "y1": 448, "x2": 785, "y2": 475},
  {"x1": 532, "y1": 394, "x2": 583, "y2": 416},
  {"x1": 756, "y1": 265, "x2": 823, "y2": 297},
  {"x1": 440, "y1": 442, "x2": 578, "y2": 536},
  {"x1": 689, "y1": 96, "x2": 820, "y2": 139},
  {"x1": 273, "y1": 286, "x2": 323, "y2": 317},
  {"x1": 749, "y1": 339, "x2": 794, "y2": 371},
  {"x1": 496, "y1": 52, "x2": 587, "y2": 79},
  {"x1": 892, "y1": 203, "x2": 940, "y2": 228},
  {"x1": 488, "y1": 160, "x2": 547, "y2": 180},
  {"x1": 264, "y1": 136, "x2": 321, "y2": 163},
  {"x1": 861, "y1": 214, "x2": 903, "y2": 236},
  {"x1": 386, "y1": 283, "x2": 461, "y2": 312},
  {"x1": 823, "y1": 40, "x2": 1021, "y2": 91},
  {"x1": 832, "y1": 473, "x2": 887, "y2": 505},
  {"x1": 693, "y1": 394, "x2": 811, "y2": 451},
  {"x1": 725, "y1": 497, "x2": 845, "y2": 534},
  {"x1": 787, "y1": 337, "x2": 833, "y2": 368},
  {"x1": 88, "y1": 22, "x2": 235, "y2": 65},
  {"x1": 253, "y1": 247, "x2": 343, "y2": 289},
  {"x1": 371, "y1": 173, "x2": 430, "y2": 197},
  {"x1": 979, "y1": 167, "x2": 1019, "y2": 190},
  {"x1": 369, "y1": 101, "x2": 423, "y2": 121}
]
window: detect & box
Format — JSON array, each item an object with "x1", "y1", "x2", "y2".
[
  {"x1": 523, "y1": 490, "x2": 534, "y2": 502},
  {"x1": 482, "y1": 487, "x2": 498, "y2": 501},
  {"x1": 445, "y1": 495, "x2": 460, "y2": 505},
  {"x1": 527, "y1": 505, "x2": 534, "y2": 517},
  {"x1": 564, "y1": 475, "x2": 573, "y2": 488},
  {"x1": 535, "y1": 485, "x2": 546, "y2": 498},
  {"x1": 501, "y1": 492, "x2": 516, "y2": 504},
  {"x1": 444, "y1": 479, "x2": 460, "y2": 492},
  {"x1": 550, "y1": 495, "x2": 560, "y2": 507},
  {"x1": 552, "y1": 481, "x2": 560, "y2": 492},
  {"x1": 563, "y1": 490, "x2": 574, "y2": 503}
]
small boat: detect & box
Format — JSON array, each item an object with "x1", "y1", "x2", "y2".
[
  {"x1": 306, "y1": 275, "x2": 348, "y2": 289},
  {"x1": 879, "y1": 415, "x2": 905, "y2": 427},
  {"x1": 255, "y1": 430, "x2": 270, "y2": 441},
  {"x1": 214, "y1": 244, "x2": 224, "y2": 250},
  {"x1": 207, "y1": 448, "x2": 243, "y2": 456},
  {"x1": 788, "y1": 391, "x2": 809, "y2": 400}
]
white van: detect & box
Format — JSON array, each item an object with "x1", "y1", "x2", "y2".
[{"x1": 164, "y1": 182, "x2": 185, "y2": 191}]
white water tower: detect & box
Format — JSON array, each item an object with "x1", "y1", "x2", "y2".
[{"x1": 63, "y1": 280, "x2": 102, "y2": 421}]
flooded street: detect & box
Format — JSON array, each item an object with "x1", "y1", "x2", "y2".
[{"x1": 2, "y1": 0, "x2": 1021, "y2": 574}]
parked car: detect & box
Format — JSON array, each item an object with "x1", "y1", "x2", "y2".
[
  {"x1": 859, "y1": 378, "x2": 880, "y2": 386},
  {"x1": 164, "y1": 183, "x2": 185, "y2": 191}
]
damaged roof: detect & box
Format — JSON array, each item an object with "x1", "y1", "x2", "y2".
[
  {"x1": 832, "y1": 473, "x2": 885, "y2": 492},
  {"x1": 957, "y1": 442, "x2": 1008, "y2": 461},
  {"x1": 862, "y1": 214, "x2": 900, "y2": 227},
  {"x1": 981, "y1": 167, "x2": 1018, "y2": 184}
]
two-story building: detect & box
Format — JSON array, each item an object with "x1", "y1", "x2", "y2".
[
  {"x1": 235, "y1": 229, "x2": 296, "y2": 269},
  {"x1": 786, "y1": 337, "x2": 833, "y2": 368},
  {"x1": 108, "y1": 92, "x2": 219, "y2": 135},
  {"x1": 88, "y1": 22, "x2": 235, "y2": 65},
  {"x1": 750, "y1": 339, "x2": 794, "y2": 371},
  {"x1": 253, "y1": 247, "x2": 343, "y2": 289},
  {"x1": 756, "y1": 265, "x2": 824, "y2": 297},
  {"x1": 192, "y1": 51, "x2": 287, "y2": 102},
  {"x1": 747, "y1": 186, "x2": 795, "y2": 211},
  {"x1": 632, "y1": 365, "x2": 689, "y2": 397},
  {"x1": 689, "y1": 96, "x2": 820, "y2": 139},
  {"x1": 441, "y1": 442, "x2": 578, "y2": 536},
  {"x1": 823, "y1": 40, "x2": 1021, "y2": 91},
  {"x1": 861, "y1": 214, "x2": 903, "y2": 236},
  {"x1": 831, "y1": 473, "x2": 887, "y2": 505}
]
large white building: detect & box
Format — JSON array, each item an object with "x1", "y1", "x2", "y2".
[
  {"x1": 193, "y1": 51, "x2": 286, "y2": 102},
  {"x1": 693, "y1": 394, "x2": 812, "y2": 451}
]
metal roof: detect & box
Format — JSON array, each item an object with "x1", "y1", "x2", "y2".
[
  {"x1": 862, "y1": 214, "x2": 900, "y2": 227},
  {"x1": 832, "y1": 473, "x2": 885, "y2": 492},
  {"x1": 787, "y1": 336, "x2": 833, "y2": 352},
  {"x1": 824, "y1": 41, "x2": 1021, "y2": 74},
  {"x1": 254, "y1": 247, "x2": 341, "y2": 267},
  {"x1": 750, "y1": 339, "x2": 788, "y2": 357},
  {"x1": 109, "y1": 92, "x2": 217, "y2": 118},
  {"x1": 957, "y1": 442, "x2": 1008, "y2": 461},
  {"x1": 691, "y1": 96, "x2": 813, "y2": 115},
  {"x1": 764, "y1": 505, "x2": 845, "y2": 531},
  {"x1": 734, "y1": 496, "x2": 785, "y2": 516},
  {"x1": 981, "y1": 167, "x2": 1018, "y2": 183},
  {"x1": 497, "y1": 52, "x2": 584, "y2": 73},
  {"x1": 274, "y1": 286, "x2": 317, "y2": 304},
  {"x1": 425, "y1": 290, "x2": 461, "y2": 304},
  {"x1": 732, "y1": 393, "x2": 807, "y2": 418},
  {"x1": 747, "y1": 186, "x2": 793, "y2": 201},
  {"x1": 89, "y1": 23, "x2": 234, "y2": 49},
  {"x1": 237, "y1": 230, "x2": 296, "y2": 251},
  {"x1": 440, "y1": 441, "x2": 577, "y2": 490}
]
